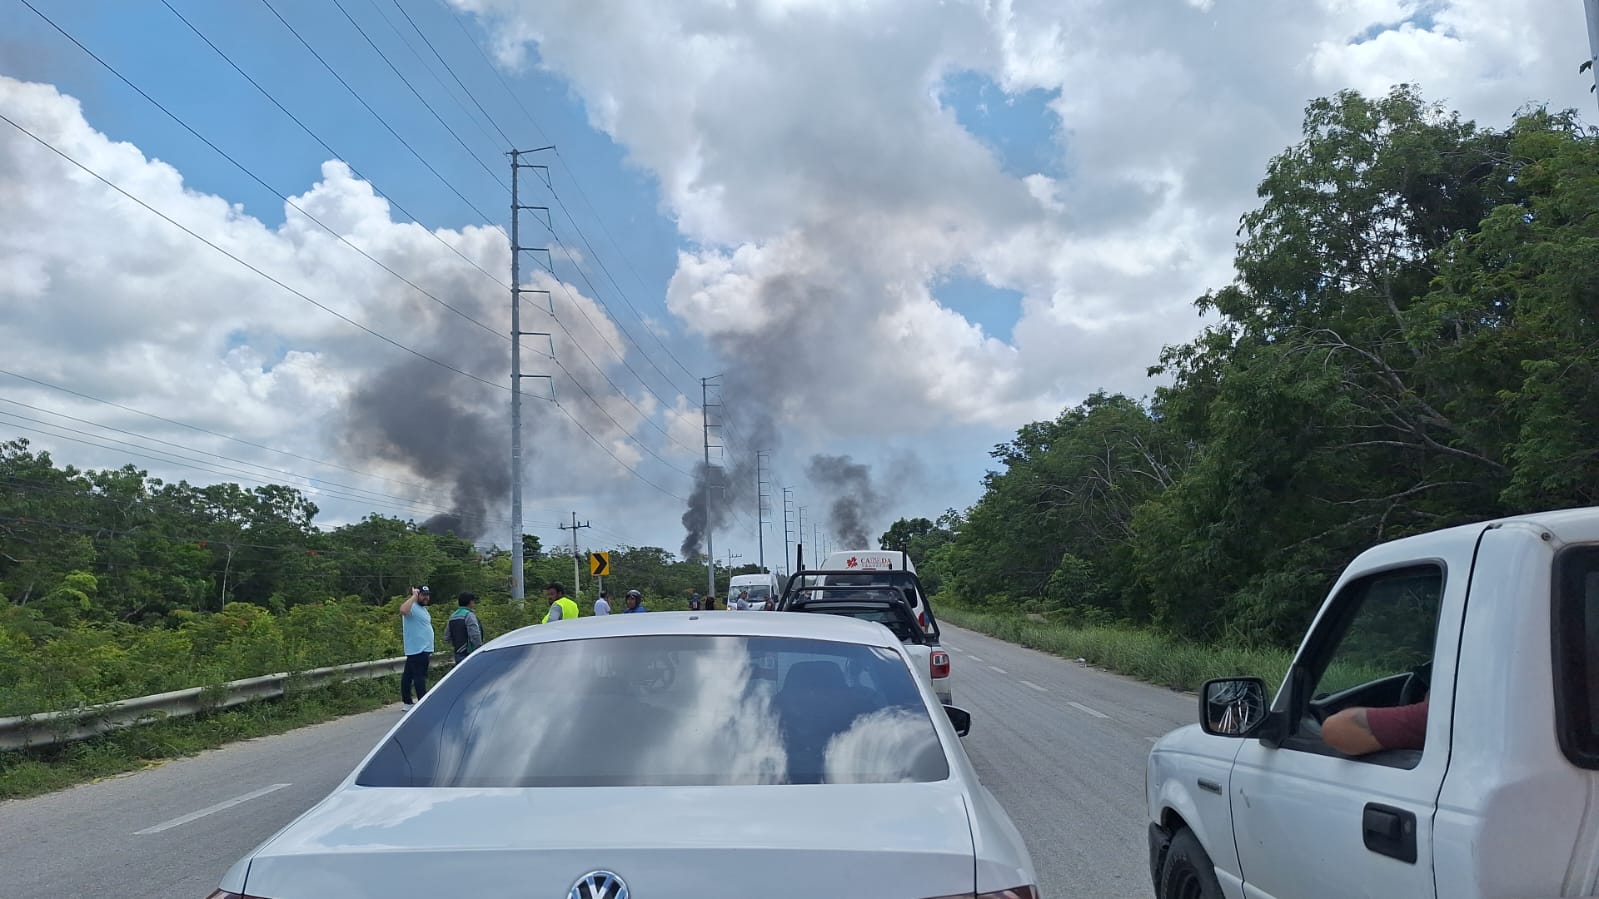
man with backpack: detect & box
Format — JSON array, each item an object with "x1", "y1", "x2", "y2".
[{"x1": 447, "y1": 592, "x2": 484, "y2": 664}]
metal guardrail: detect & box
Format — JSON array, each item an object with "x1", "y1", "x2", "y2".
[{"x1": 0, "y1": 656, "x2": 410, "y2": 751}]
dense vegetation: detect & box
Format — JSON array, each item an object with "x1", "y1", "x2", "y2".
[
  {"x1": 0, "y1": 438, "x2": 753, "y2": 717},
  {"x1": 892, "y1": 87, "x2": 1599, "y2": 646}
]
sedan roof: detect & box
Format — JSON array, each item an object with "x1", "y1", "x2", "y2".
[{"x1": 483, "y1": 608, "x2": 902, "y2": 651}]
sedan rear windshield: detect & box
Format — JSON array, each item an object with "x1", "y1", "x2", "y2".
[{"x1": 357, "y1": 635, "x2": 950, "y2": 788}]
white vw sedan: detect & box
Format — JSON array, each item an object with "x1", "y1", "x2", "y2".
[{"x1": 207, "y1": 612, "x2": 1037, "y2": 899}]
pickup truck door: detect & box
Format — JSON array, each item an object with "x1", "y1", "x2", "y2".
[{"x1": 1228, "y1": 560, "x2": 1462, "y2": 899}]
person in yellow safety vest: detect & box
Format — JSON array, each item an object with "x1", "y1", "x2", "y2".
[{"x1": 541, "y1": 582, "x2": 580, "y2": 623}]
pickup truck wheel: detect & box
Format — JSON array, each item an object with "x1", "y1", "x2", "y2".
[{"x1": 1158, "y1": 828, "x2": 1223, "y2": 899}]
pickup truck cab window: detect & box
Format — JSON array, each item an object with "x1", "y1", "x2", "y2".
[
  {"x1": 1290, "y1": 564, "x2": 1445, "y2": 766},
  {"x1": 1554, "y1": 544, "x2": 1599, "y2": 768}
]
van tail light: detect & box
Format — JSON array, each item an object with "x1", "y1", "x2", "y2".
[
  {"x1": 930, "y1": 651, "x2": 951, "y2": 679},
  {"x1": 919, "y1": 610, "x2": 929, "y2": 629},
  {"x1": 927, "y1": 888, "x2": 1039, "y2": 899}
]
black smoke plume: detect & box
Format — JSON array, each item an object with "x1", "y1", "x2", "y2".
[
  {"x1": 806, "y1": 453, "x2": 883, "y2": 548},
  {"x1": 680, "y1": 384, "x2": 778, "y2": 561},
  {"x1": 340, "y1": 355, "x2": 508, "y2": 543}
]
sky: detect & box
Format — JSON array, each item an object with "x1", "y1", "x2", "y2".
[{"x1": 0, "y1": 0, "x2": 1591, "y2": 575}]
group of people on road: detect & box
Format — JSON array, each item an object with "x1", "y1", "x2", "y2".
[
  {"x1": 398, "y1": 581, "x2": 652, "y2": 708},
  {"x1": 686, "y1": 589, "x2": 770, "y2": 611},
  {"x1": 398, "y1": 585, "x2": 485, "y2": 708}
]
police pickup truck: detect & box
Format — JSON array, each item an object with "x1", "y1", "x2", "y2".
[
  {"x1": 1146, "y1": 507, "x2": 1599, "y2": 899},
  {"x1": 778, "y1": 564, "x2": 952, "y2": 705}
]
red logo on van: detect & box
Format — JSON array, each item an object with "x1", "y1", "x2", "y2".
[{"x1": 846, "y1": 556, "x2": 859, "y2": 568}]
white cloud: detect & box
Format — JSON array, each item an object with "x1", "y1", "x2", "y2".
[
  {"x1": 0, "y1": 75, "x2": 683, "y2": 539},
  {"x1": 454, "y1": 0, "x2": 1590, "y2": 440}
]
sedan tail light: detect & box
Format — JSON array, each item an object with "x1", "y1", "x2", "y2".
[
  {"x1": 927, "y1": 888, "x2": 1039, "y2": 899},
  {"x1": 930, "y1": 650, "x2": 951, "y2": 679}
]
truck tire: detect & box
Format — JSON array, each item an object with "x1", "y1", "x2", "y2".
[{"x1": 1158, "y1": 828, "x2": 1224, "y2": 899}]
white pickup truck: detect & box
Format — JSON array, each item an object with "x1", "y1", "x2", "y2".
[{"x1": 1146, "y1": 507, "x2": 1599, "y2": 899}]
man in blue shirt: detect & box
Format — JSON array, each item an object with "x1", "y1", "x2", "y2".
[
  {"x1": 399, "y1": 585, "x2": 434, "y2": 707},
  {"x1": 623, "y1": 589, "x2": 648, "y2": 612}
]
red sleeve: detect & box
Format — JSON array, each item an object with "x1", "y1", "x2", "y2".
[{"x1": 1366, "y1": 700, "x2": 1429, "y2": 750}]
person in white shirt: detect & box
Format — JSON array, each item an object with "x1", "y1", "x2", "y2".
[
  {"x1": 734, "y1": 590, "x2": 751, "y2": 611},
  {"x1": 593, "y1": 590, "x2": 611, "y2": 616}
]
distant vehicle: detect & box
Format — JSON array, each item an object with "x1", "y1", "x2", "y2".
[
  {"x1": 799, "y1": 549, "x2": 938, "y2": 639},
  {"x1": 781, "y1": 584, "x2": 952, "y2": 710},
  {"x1": 208, "y1": 613, "x2": 1034, "y2": 899},
  {"x1": 728, "y1": 571, "x2": 780, "y2": 610},
  {"x1": 1147, "y1": 507, "x2": 1599, "y2": 899},
  {"x1": 820, "y1": 549, "x2": 918, "y2": 575}
]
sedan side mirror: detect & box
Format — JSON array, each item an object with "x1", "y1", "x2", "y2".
[
  {"x1": 1199, "y1": 677, "x2": 1269, "y2": 738},
  {"x1": 944, "y1": 705, "x2": 972, "y2": 737}
]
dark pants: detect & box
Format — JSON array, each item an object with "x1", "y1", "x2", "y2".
[{"x1": 401, "y1": 652, "x2": 431, "y2": 703}]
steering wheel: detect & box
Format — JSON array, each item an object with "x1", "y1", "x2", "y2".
[{"x1": 1399, "y1": 660, "x2": 1432, "y2": 706}]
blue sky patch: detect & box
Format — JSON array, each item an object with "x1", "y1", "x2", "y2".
[
  {"x1": 939, "y1": 70, "x2": 1064, "y2": 180},
  {"x1": 933, "y1": 272, "x2": 1025, "y2": 341}
]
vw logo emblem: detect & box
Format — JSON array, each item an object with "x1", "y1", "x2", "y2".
[{"x1": 568, "y1": 870, "x2": 628, "y2": 899}]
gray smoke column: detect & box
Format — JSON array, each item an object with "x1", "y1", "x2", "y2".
[
  {"x1": 680, "y1": 399, "x2": 778, "y2": 560},
  {"x1": 806, "y1": 453, "x2": 882, "y2": 548},
  {"x1": 340, "y1": 355, "x2": 508, "y2": 541}
]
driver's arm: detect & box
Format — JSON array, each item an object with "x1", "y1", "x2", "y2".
[{"x1": 1322, "y1": 707, "x2": 1384, "y2": 755}]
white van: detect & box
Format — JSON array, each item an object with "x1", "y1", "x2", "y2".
[
  {"x1": 819, "y1": 550, "x2": 918, "y2": 575},
  {"x1": 727, "y1": 571, "x2": 780, "y2": 610}
]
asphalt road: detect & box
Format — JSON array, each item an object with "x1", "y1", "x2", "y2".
[{"x1": 0, "y1": 624, "x2": 1195, "y2": 899}]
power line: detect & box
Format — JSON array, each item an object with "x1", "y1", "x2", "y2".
[
  {"x1": 0, "y1": 396, "x2": 538, "y2": 528},
  {"x1": 254, "y1": 0, "x2": 507, "y2": 230},
  {"x1": 158, "y1": 0, "x2": 511, "y2": 292},
  {"x1": 0, "y1": 111, "x2": 507, "y2": 393},
  {"x1": 23, "y1": 0, "x2": 506, "y2": 345},
  {"x1": 548, "y1": 399, "x2": 687, "y2": 503},
  {"x1": 359, "y1": 0, "x2": 508, "y2": 153},
  {"x1": 0, "y1": 411, "x2": 546, "y2": 530},
  {"x1": 0, "y1": 367, "x2": 446, "y2": 496},
  {"x1": 435, "y1": 1, "x2": 702, "y2": 385},
  {"x1": 322, "y1": 0, "x2": 509, "y2": 190},
  {"x1": 385, "y1": 0, "x2": 515, "y2": 148}
]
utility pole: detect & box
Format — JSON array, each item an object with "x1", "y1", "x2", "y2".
[
  {"x1": 508, "y1": 147, "x2": 554, "y2": 603},
  {"x1": 781, "y1": 486, "x2": 795, "y2": 577},
  {"x1": 701, "y1": 376, "x2": 724, "y2": 601},
  {"x1": 727, "y1": 549, "x2": 743, "y2": 572},
  {"x1": 756, "y1": 450, "x2": 771, "y2": 572},
  {"x1": 797, "y1": 505, "x2": 808, "y2": 571},
  {"x1": 559, "y1": 512, "x2": 591, "y2": 600}
]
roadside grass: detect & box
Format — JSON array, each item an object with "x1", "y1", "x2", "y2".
[
  {"x1": 937, "y1": 605, "x2": 1294, "y2": 693},
  {"x1": 0, "y1": 678, "x2": 395, "y2": 802}
]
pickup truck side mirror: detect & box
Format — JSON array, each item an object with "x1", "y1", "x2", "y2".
[
  {"x1": 944, "y1": 705, "x2": 972, "y2": 737},
  {"x1": 1199, "y1": 677, "x2": 1270, "y2": 738}
]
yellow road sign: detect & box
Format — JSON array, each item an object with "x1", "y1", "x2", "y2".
[{"x1": 589, "y1": 551, "x2": 610, "y2": 577}]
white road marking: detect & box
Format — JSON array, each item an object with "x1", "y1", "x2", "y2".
[
  {"x1": 967, "y1": 656, "x2": 984, "y2": 663},
  {"x1": 1020, "y1": 680, "x2": 1048, "y2": 692},
  {"x1": 1069, "y1": 701, "x2": 1110, "y2": 719},
  {"x1": 135, "y1": 783, "x2": 291, "y2": 835},
  {"x1": 1146, "y1": 736, "x2": 1160, "y2": 743},
  {"x1": 988, "y1": 665, "x2": 1008, "y2": 675},
  {"x1": 947, "y1": 646, "x2": 962, "y2": 653}
]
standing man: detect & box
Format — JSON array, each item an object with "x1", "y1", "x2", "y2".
[
  {"x1": 623, "y1": 589, "x2": 648, "y2": 612},
  {"x1": 542, "y1": 582, "x2": 580, "y2": 624},
  {"x1": 399, "y1": 585, "x2": 433, "y2": 707},
  {"x1": 594, "y1": 590, "x2": 612, "y2": 616},
  {"x1": 734, "y1": 589, "x2": 751, "y2": 611},
  {"x1": 688, "y1": 590, "x2": 702, "y2": 611},
  {"x1": 447, "y1": 591, "x2": 484, "y2": 664}
]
